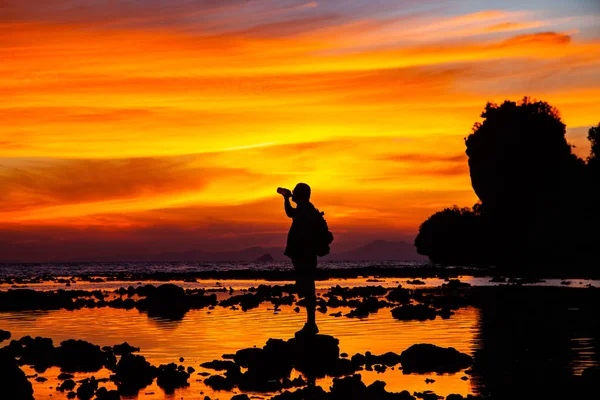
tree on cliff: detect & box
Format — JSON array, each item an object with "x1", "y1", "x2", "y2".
[
  {"x1": 588, "y1": 123, "x2": 600, "y2": 174},
  {"x1": 464, "y1": 97, "x2": 585, "y2": 263},
  {"x1": 415, "y1": 98, "x2": 595, "y2": 267},
  {"x1": 414, "y1": 204, "x2": 491, "y2": 265}
]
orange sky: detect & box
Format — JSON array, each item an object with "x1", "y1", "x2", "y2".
[{"x1": 1, "y1": 0, "x2": 600, "y2": 261}]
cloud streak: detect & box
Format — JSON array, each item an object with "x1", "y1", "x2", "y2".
[{"x1": 1, "y1": 0, "x2": 599, "y2": 260}]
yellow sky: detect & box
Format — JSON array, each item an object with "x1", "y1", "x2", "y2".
[{"x1": 1, "y1": 0, "x2": 599, "y2": 260}]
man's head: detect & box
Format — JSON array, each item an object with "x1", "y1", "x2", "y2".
[{"x1": 292, "y1": 183, "x2": 311, "y2": 203}]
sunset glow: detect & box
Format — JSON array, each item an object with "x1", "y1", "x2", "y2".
[{"x1": 2, "y1": 0, "x2": 600, "y2": 261}]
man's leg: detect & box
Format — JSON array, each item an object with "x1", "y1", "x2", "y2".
[{"x1": 293, "y1": 259, "x2": 318, "y2": 334}]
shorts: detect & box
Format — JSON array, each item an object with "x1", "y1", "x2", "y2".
[{"x1": 292, "y1": 258, "x2": 317, "y2": 300}]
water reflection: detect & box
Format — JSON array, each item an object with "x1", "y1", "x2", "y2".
[
  {"x1": 1, "y1": 285, "x2": 598, "y2": 399},
  {"x1": 471, "y1": 286, "x2": 600, "y2": 399}
]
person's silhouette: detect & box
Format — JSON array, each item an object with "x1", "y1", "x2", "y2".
[{"x1": 280, "y1": 183, "x2": 319, "y2": 336}]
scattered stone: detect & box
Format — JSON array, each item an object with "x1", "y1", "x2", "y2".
[
  {"x1": 113, "y1": 353, "x2": 157, "y2": 395},
  {"x1": 0, "y1": 352, "x2": 34, "y2": 400},
  {"x1": 35, "y1": 376, "x2": 48, "y2": 382},
  {"x1": 110, "y1": 342, "x2": 140, "y2": 355},
  {"x1": 399, "y1": 344, "x2": 472, "y2": 374},
  {"x1": 57, "y1": 379, "x2": 76, "y2": 392},
  {"x1": 0, "y1": 329, "x2": 11, "y2": 342},
  {"x1": 95, "y1": 387, "x2": 121, "y2": 400},
  {"x1": 76, "y1": 377, "x2": 98, "y2": 400},
  {"x1": 156, "y1": 363, "x2": 190, "y2": 393}
]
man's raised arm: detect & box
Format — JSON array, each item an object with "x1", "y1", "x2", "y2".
[{"x1": 284, "y1": 196, "x2": 296, "y2": 218}]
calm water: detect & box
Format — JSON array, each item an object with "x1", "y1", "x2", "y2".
[
  {"x1": 1, "y1": 261, "x2": 599, "y2": 399},
  {"x1": 0, "y1": 261, "x2": 428, "y2": 278},
  {"x1": 1, "y1": 278, "x2": 599, "y2": 399}
]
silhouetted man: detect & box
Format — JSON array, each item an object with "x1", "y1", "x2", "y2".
[{"x1": 280, "y1": 183, "x2": 319, "y2": 336}]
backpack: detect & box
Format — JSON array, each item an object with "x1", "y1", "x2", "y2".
[{"x1": 313, "y1": 208, "x2": 334, "y2": 257}]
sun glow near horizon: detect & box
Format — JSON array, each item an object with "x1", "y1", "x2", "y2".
[{"x1": 1, "y1": 0, "x2": 600, "y2": 261}]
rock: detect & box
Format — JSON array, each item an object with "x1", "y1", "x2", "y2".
[
  {"x1": 110, "y1": 342, "x2": 140, "y2": 355},
  {"x1": 204, "y1": 375, "x2": 234, "y2": 391},
  {"x1": 58, "y1": 372, "x2": 75, "y2": 380},
  {"x1": 446, "y1": 394, "x2": 464, "y2": 400},
  {"x1": 113, "y1": 353, "x2": 157, "y2": 395},
  {"x1": 35, "y1": 376, "x2": 48, "y2": 382},
  {"x1": 413, "y1": 391, "x2": 442, "y2": 400},
  {"x1": 16, "y1": 336, "x2": 57, "y2": 372},
  {"x1": 441, "y1": 279, "x2": 471, "y2": 289},
  {"x1": 0, "y1": 352, "x2": 34, "y2": 400},
  {"x1": 391, "y1": 305, "x2": 437, "y2": 321},
  {"x1": 67, "y1": 392, "x2": 77, "y2": 399},
  {"x1": 137, "y1": 283, "x2": 189, "y2": 320},
  {"x1": 386, "y1": 286, "x2": 412, "y2": 303},
  {"x1": 407, "y1": 279, "x2": 426, "y2": 285},
  {"x1": 156, "y1": 363, "x2": 190, "y2": 393},
  {"x1": 0, "y1": 329, "x2": 11, "y2": 342},
  {"x1": 255, "y1": 254, "x2": 274, "y2": 262},
  {"x1": 58, "y1": 379, "x2": 77, "y2": 392},
  {"x1": 345, "y1": 298, "x2": 390, "y2": 318},
  {"x1": 58, "y1": 339, "x2": 115, "y2": 372},
  {"x1": 95, "y1": 387, "x2": 121, "y2": 400},
  {"x1": 201, "y1": 360, "x2": 237, "y2": 371},
  {"x1": 76, "y1": 377, "x2": 98, "y2": 400},
  {"x1": 270, "y1": 385, "x2": 328, "y2": 400},
  {"x1": 399, "y1": 344, "x2": 472, "y2": 374},
  {"x1": 489, "y1": 276, "x2": 506, "y2": 283},
  {"x1": 231, "y1": 395, "x2": 251, "y2": 400}
]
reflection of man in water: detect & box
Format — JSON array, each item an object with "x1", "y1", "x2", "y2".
[{"x1": 281, "y1": 183, "x2": 319, "y2": 336}]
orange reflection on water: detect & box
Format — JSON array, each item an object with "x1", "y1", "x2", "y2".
[{"x1": 1, "y1": 297, "x2": 478, "y2": 399}]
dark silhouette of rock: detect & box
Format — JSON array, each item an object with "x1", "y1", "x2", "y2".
[
  {"x1": 137, "y1": 283, "x2": 189, "y2": 320},
  {"x1": 108, "y1": 342, "x2": 140, "y2": 355},
  {"x1": 415, "y1": 98, "x2": 600, "y2": 268},
  {"x1": 255, "y1": 253, "x2": 274, "y2": 262},
  {"x1": 0, "y1": 329, "x2": 10, "y2": 342},
  {"x1": 0, "y1": 352, "x2": 34, "y2": 400},
  {"x1": 204, "y1": 375, "x2": 234, "y2": 391},
  {"x1": 113, "y1": 353, "x2": 157, "y2": 395},
  {"x1": 385, "y1": 286, "x2": 411, "y2": 303},
  {"x1": 156, "y1": 363, "x2": 190, "y2": 393},
  {"x1": 58, "y1": 339, "x2": 115, "y2": 372},
  {"x1": 76, "y1": 376, "x2": 98, "y2": 400},
  {"x1": 95, "y1": 387, "x2": 121, "y2": 400},
  {"x1": 57, "y1": 379, "x2": 77, "y2": 392},
  {"x1": 231, "y1": 394, "x2": 251, "y2": 400},
  {"x1": 58, "y1": 372, "x2": 75, "y2": 380},
  {"x1": 350, "y1": 351, "x2": 402, "y2": 368},
  {"x1": 399, "y1": 344, "x2": 472, "y2": 374},
  {"x1": 414, "y1": 205, "x2": 491, "y2": 265},
  {"x1": 201, "y1": 360, "x2": 237, "y2": 371}
]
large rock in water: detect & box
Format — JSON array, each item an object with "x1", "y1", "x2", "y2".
[
  {"x1": 0, "y1": 329, "x2": 10, "y2": 342},
  {"x1": 141, "y1": 283, "x2": 189, "y2": 320},
  {"x1": 399, "y1": 344, "x2": 472, "y2": 374},
  {"x1": 205, "y1": 334, "x2": 353, "y2": 393},
  {"x1": 0, "y1": 351, "x2": 34, "y2": 400}
]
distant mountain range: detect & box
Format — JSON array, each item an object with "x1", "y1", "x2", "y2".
[{"x1": 76, "y1": 240, "x2": 426, "y2": 262}]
